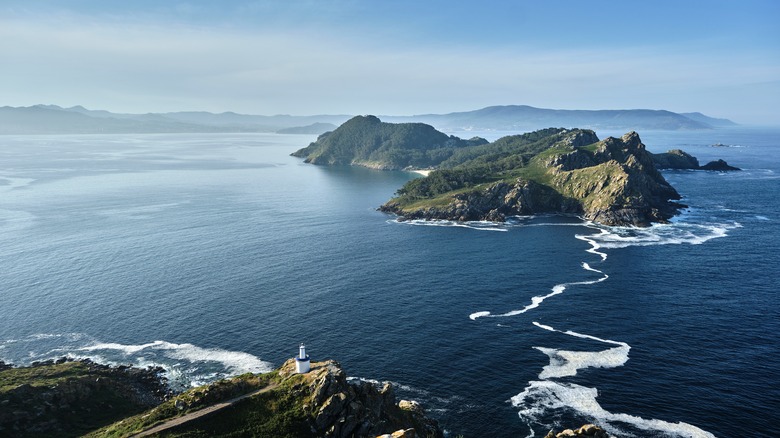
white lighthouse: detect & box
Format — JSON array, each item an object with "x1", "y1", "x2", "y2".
[{"x1": 295, "y1": 343, "x2": 310, "y2": 373}]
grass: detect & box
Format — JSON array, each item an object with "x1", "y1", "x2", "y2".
[
  {"x1": 86, "y1": 372, "x2": 278, "y2": 438},
  {"x1": 0, "y1": 361, "x2": 91, "y2": 391}
]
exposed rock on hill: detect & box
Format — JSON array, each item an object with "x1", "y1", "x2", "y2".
[
  {"x1": 0, "y1": 359, "x2": 168, "y2": 438},
  {"x1": 277, "y1": 359, "x2": 442, "y2": 438},
  {"x1": 3, "y1": 357, "x2": 442, "y2": 438},
  {"x1": 382, "y1": 131, "x2": 687, "y2": 226}
]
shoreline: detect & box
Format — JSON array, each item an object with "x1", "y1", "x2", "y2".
[{"x1": 410, "y1": 169, "x2": 432, "y2": 176}]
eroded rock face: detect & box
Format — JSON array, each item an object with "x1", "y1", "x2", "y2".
[
  {"x1": 383, "y1": 132, "x2": 687, "y2": 227},
  {"x1": 279, "y1": 359, "x2": 443, "y2": 438},
  {"x1": 652, "y1": 149, "x2": 700, "y2": 169}
]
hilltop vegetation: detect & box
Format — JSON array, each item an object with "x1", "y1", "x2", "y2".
[
  {"x1": 381, "y1": 129, "x2": 684, "y2": 226},
  {"x1": 1, "y1": 359, "x2": 441, "y2": 438},
  {"x1": 291, "y1": 115, "x2": 742, "y2": 226},
  {"x1": 291, "y1": 116, "x2": 698, "y2": 226},
  {"x1": 291, "y1": 115, "x2": 487, "y2": 169}
]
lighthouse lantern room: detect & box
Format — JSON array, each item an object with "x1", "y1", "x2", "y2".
[{"x1": 295, "y1": 343, "x2": 310, "y2": 374}]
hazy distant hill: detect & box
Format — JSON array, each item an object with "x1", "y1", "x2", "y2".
[
  {"x1": 679, "y1": 112, "x2": 738, "y2": 127},
  {"x1": 0, "y1": 105, "x2": 352, "y2": 134},
  {"x1": 0, "y1": 104, "x2": 736, "y2": 135},
  {"x1": 383, "y1": 105, "x2": 730, "y2": 131},
  {"x1": 276, "y1": 122, "x2": 337, "y2": 135},
  {"x1": 0, "y1": 105, "x2": 218, "y2": 134}
]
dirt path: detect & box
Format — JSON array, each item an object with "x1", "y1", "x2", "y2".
[{"x1": 130, "y1": 383, "x2": 279, "y2": 437}]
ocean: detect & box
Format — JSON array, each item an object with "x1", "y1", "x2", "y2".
[{"x1": 0, "y1": 128, "x2": 777, "y2": 437}]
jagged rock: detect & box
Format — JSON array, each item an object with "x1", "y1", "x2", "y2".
[
  {"x1": 0, "y1": 359, "x2": 168, "y2": 436},
  {"x1": 700, "y1": 159, "x2": 740, "y2": 171},
  {"x1": 544, "y1": 424, "x2": 610, "y2": 438},
  {"x1": 375, "y1": 429, "x2": 416, "y2": 438},
  {"x1": 277, "y1": 359, "x2": 443, "y2": 438},
  {"x1": 381, "y1": 131, "x2": 690, "y2": 227},
  {"x1": 652, "y1": 149, "x2": 700, "y2": 169},
  {"x1": 398, "y1": 400, "x2": 421, "y2": 412}
]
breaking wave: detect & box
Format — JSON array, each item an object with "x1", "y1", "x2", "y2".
[{"x1": 0, "y1": 333, "x2": 273, "y2": 390}]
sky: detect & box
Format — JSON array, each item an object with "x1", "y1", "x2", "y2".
[{"x1": 1, "y1": 0, "x2": 778, "y2": 124}]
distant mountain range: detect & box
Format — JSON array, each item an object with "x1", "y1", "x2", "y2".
[
  {"x1": 0, "y1": 104, "x2": 736, "y2": 135},
  {"x1": 383, "y1": 105, "x2": 738, "y2": 131}
]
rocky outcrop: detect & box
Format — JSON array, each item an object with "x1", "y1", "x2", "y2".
[
  {"x1": 544, "y1": 424, "x2": 610, "y2": 438},
  {"x1": 0, "y1": 359, "x2": 168, "y2": 437},
  {"x1": 381, "y1": 179, "x2": 571, "y2": 222},
  {"x1": 278, "y1": 359, "x2": 443, "y2": 438},
  {"x1": 383, "y1": 132, "x2": 687, "y2": 227},
  {"x1": 652, "y1": 150, "x2": 740, "y2": 171},
  {"x1": 652, "y1": 149, "x2": 700, "y2": 169},
  {"x1": 700, "y1": 159, "x2": 740, "y2": 171}
]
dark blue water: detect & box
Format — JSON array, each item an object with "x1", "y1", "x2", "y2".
[{"x1": 0, "y1": 129, "x2": 777, "y2": 437}]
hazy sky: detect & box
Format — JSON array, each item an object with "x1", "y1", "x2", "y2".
[{"x1": 2, "y1": 1, "x2": 778, "y2": 124}]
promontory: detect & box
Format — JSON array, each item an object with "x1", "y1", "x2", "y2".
[{"x1": 292, "y1": 116, "x2": 738, "y2": 227}]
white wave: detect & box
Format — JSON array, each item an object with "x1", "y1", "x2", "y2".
[
  {"x1": 0, "y1": 333, "x2": 272, "y2": 390},
  {"x1": 469, "y1": 311, "x2": 491, "y2": 320},
  {"x1": 391, "y1": 218, "x2": 508, "y2": 232},
  {"x1": 78, "y1": 340, "x2": 273, "y2": 376},
  {"x1": 531, "y1": 322, "x2": 630, "y2": 379},
  {"x1": 513, "y1": 380, "x2": 714, "y2": 438},
  {"x1": 755, "y1": 215, "x2": 770, "y2": 221},
  {"x1": 575, "y1": 226, "x2": 608, "y2": 261},
  {"x1": 473, "y1": 264, "x2": 607, "y2": 320},
  {"x1": 586, "y1": 221, "x2": 740, "y2": 249}
]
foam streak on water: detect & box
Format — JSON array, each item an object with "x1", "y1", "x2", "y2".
[{"x1": 463, "y1": 220, "x2": 726, "y2": 437}]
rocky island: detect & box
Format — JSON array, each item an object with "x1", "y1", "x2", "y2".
[
  {"x1": 0, "y1": 358, "x2": 441, "y2": 438},
  {"x1": 294, "y1": 116, "x2": 739, "y2": 227}
]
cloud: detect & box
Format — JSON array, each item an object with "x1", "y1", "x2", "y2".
[{"x1": 1, "y1": 12, "x2": 778, "y2": 123}]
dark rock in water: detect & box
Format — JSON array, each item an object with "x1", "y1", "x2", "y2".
[
  {"x1": 652, "y1": 149, "x2": 700, "y2": 169},
  {"x1": 700, "y1": 159, "x2": 740, "y2": 171}
]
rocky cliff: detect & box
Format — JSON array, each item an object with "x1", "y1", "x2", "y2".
[
  {"x1": 2, "y1": 358, "x2": 442, "y2": 438},
  {"x1": 0, "y1": 359, "x2": 168, "y2": 437},
  {"x1": 652, "y1": 149, "x2": 740, "y2": 171},
  {"x1": 382, "y1": 132, "x2": 687, "y2": 226},
  {"x1": 276, "y1": 359, "x2": 442, "y2": 438}
]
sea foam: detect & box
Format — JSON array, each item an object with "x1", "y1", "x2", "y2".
[
  {"x1": 0, "y1": 333, "x2": 273, "y2": 390},
  {"x1": 517, "y1": 322, "x2": 713, "y2": 437}
]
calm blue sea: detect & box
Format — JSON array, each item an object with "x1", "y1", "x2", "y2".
[{"x1": 0, "y1": 128, "x2": 777, "y2": 437}]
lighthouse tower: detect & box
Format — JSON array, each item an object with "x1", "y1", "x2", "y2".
[{"x1": 295, "y1": 343, "x2": 310, "y2": 374}]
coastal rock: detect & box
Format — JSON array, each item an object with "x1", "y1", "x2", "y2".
[
  {"x1": 543, "y1": 424, "x2": 610, "y2": 438},
  {"x1": 278, "y1": 359, "x2": 443, "y2": 438},
  {"x1": 652, "y1": 149, "x2": 700, "y2": 169},
  {"x1": 383, "y1": 131, "x2": 685, "y2": 227},
  {"x1": 652, "y1": 151, "x2": 740, "y2": 171},
  {"x1": 700, "y1": 159, "x2": 740, "y2": 171},
  {"x1": 0, "y1": 359, "x2": 168, "y2": 437}
]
